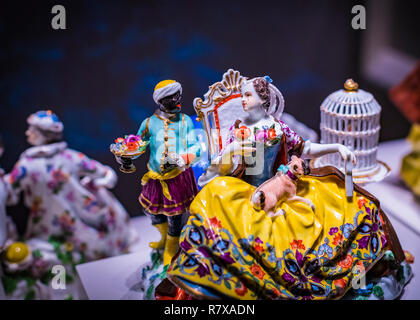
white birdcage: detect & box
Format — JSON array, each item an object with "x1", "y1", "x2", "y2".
[{"x1": 313, "y1": 79, "x2": 390, "y2": 184}]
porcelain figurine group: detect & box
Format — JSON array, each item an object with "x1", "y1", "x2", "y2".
[
  {"x1": 0, "y1": 68, "x2": 414, "y2": 300},
  {"x1": 113, "y1": 69, "x2": 413, "y2": 300}
]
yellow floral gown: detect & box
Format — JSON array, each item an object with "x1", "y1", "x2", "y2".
[{"x1": 167, "y1": 121, "x2": 404, "y2": 300}]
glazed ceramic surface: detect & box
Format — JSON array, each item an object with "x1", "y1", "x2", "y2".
[
  {"x1": 166, "y1": 69, "x2": 409, "y2": 300},
  {"x1": 137, "y1": 113, "x2": 201, "y2": 174},
  {"x1": 4, "y1": 142, "x2": 135, "y2": 260},
  {"x1": 317, "y1": 79, "x2": 389, "y2": 183},
  {"x1": 168, "y1": 174, "x2": 392, "y2": 299}
]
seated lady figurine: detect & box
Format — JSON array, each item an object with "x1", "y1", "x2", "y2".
[
  {"x1": 163, "y1": 70, "x2": 412, "y2": 300},
  {"x1": 3, "y1": 111, "x2": 136, "y2": 264}
]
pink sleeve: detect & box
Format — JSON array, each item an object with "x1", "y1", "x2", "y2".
[{"x1": 278, "y1": 120, "x2": 305, "y2": 156}]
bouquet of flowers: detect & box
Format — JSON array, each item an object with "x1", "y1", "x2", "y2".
[
  {"x1": 233, "y1": 121, "x2": 281, "y2": 147},
  {"x1": 110, "y1": 134, "x2": 149, "y2": 173}
]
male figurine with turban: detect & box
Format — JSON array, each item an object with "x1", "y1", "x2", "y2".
[{"x1": 121, "y1": 80, "x2": 201, "y2": 266}]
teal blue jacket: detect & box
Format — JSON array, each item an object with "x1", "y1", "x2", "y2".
[{"x1": 137, "y1": 113, "x2": 201, "y2": 173}]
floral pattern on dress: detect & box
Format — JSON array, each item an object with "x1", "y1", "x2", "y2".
[
  {"x1": 47, "y1": 167, "x2": 69, "y2": 194},
  {"x1": 4, "y1": 142, "x2": 135, "y2": 261},
  {"x1": 219, "y1": 119, "x2": 302, "y2": 162},
  {"x1": 169, "y1": 199, "x2": 387, "y2": 300},
  {"x1": 278, "y1": 120, "x2": 302, "y2": 151}
]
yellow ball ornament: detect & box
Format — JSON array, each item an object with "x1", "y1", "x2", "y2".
[{"x1": 5, "y1": 242, "x2": 30, "y2": 263}]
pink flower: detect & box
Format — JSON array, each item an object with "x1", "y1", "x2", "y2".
[
  {"x1": 31, "y1": 258, "x2": 50, "y2": 278},
  {"x1": 82, "y1": 160, "x2": 96, "y2": 172},
  {"x1": 255, "y1": 130, "x2": 268, "y2": 143},
  {"x1": 125, "y1": 135, "x2": 141, "y2": 143}
]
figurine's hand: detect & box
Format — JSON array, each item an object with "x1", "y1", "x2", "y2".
[
  {"x1": 165, "y1": 153, "x2": 186, "y2": 168},
  {"x1": 180, "y1": 153, "x2": 196, "y2": 165},
  {"x1": 218, "y1": 140, "x2": 256, "y2": 167},
  {"x1": 338, "y1": 145, "x2": 357, "y2": 165},
  {"x1": 93, "y1": 177, "x2": 114, "y2": 189},
  {"x1": 226, "y1": 140, "x2": 256, "y2": 157},
  {"x1": 80, "y1": 170, "x2": 116, "y2": 189},
  {"x1": 80, "y1": 176, "x2": 93, "y2": 187}
]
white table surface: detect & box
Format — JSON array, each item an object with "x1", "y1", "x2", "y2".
[
  {"x1": 77, "y1": 139, "x2": 420, "y2": 300},
  {"x1": 76, "y1": 216, "x2": 158, "y2": 300}
]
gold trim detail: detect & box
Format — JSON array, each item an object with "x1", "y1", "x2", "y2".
[
  {"x1": 344, "y1": 78, "x2": 359, "y2": 92},
  {"x1": 193, "y1": 69, "x2": 245, "y2": 156}
]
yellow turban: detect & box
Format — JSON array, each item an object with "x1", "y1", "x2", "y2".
[{"x1": 153, "y1": 80, "x2": 182, "y2": 104}]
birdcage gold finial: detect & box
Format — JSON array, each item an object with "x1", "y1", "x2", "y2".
[{"x1": 344, "y1": 79, "x2": 359, "y2": 92}]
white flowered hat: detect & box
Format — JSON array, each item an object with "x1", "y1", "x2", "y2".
[{"x1": 27, "y1": 110, "x2": 64, "y2": 133}]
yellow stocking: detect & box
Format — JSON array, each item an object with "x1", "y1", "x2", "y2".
[
  {"x1": 163, "y1": 235, "x2": 180, "y2": 266},
  {"x1": 149, "y1": 222, "x2": 168, "y2": 250}
]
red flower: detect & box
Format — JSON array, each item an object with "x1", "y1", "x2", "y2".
[
  {"x1": 334, "y1": 279, "x2": 346, "y2": 288},
  {"x1": 267, "y1": 128, "x2": 277, "y2": 140},
  {"x1": 338, "y1": 254, "x2": 354, "y2": 269},
  {"x1": 234, "y1": 282, "x2": 248, "y2": 296},
  {"x1": 254, "y1": 244, "x2": 264, "y2": 253},
  {"x1": 208, "y1": 217, "x2": 222, "y2": 229},
  {"x1": 126, "y1": 141, "x2": 139, "y2": 151},
  {"x1": 290, "y1": 239, "x2": 305, "y2": 251},
  {"x1": 333, "y1": 278, "x2": 348, "y2": 290},
  {"x1": 332, "y1": 233, "x2": 343, "y2": 245},
  {"x1": 271, "y1": 287, "x2": 281, "y2": 298},
  {"x1": 357, "y1": 197, "x2": 368, "y2": 209},
  {"x1": 234, "y1": 126, "x2": 251, "y2": 140},
  {"x1": 250, "y1": 264, "x2": 265, "y2": 280}
]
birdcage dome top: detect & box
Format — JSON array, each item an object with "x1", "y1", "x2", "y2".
[
  {"x1": 321, "y1": 79, "x2": 381, "y2": 117},
  {"x1": 314, "y1": 78, "x2": 390, "y2": 185}
]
